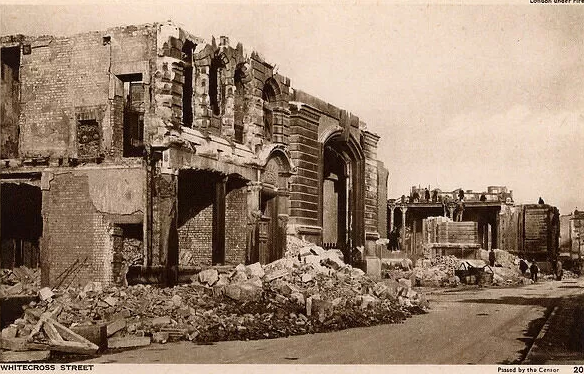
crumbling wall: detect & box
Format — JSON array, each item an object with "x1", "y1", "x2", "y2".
[
  {"x1": 43, "y1": 168, "x2": 144, "y2": 287},
  {"x1": 16, "y1": 25, "x2": 155, "y2": 159}
]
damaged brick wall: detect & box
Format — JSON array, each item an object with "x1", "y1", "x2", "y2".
[
  {"x1": 16, "y1": 25, "x2": 155, "y2": 159},
  {"x1": 43, "y1": 168, "x2": 144, "y2": 287},
  {"x1": 44, "y1": 173, "x2": 113, "y2": 287},
  {"x1": 225, "y1": 181, "x2": 248, "y2": 264}
]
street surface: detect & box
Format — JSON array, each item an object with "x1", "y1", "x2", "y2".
[{"x1": 84, "y1": 278, "x2": 584, "y2": 364}]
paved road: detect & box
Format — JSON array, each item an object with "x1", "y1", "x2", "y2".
[{"x1": 84, "y1": 278, "x2": 584, "y2": 364}]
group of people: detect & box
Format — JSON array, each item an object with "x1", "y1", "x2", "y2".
[
  {"x1": 517, "y1": 257, "x2": 562, "y2": 282},
  {"x1": 518, "y1": 258, "x2": 540, "y2": 282}
]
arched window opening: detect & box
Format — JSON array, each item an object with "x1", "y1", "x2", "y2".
[
  {"x1": 233, "y1": 66, "x2": 245, "y2": 143},
  {"x1": 181, "y1": 40, "x2": 195, "y2": 127},
  {"x1": 262, "y1": 83, "x2": 276, "y2": 141},
  {"x1": 209, "y1": 57, "x2": 222, "y2": 116}
]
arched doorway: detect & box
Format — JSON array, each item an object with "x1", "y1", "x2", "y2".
[
  {"x1": 321, "y1": 133, "x2": 365, "y2": 264},
  {"x1": 252, "y1": 150, "x2": 292, "y2": 264}
]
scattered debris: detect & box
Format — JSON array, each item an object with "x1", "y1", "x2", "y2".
[{"x1": 1, "y1": 237, "x2": 429, "y2": 360}]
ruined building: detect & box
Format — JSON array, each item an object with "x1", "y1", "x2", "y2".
[{"x1": 0, "y1": 21, "x2": 388, "y2": 287}]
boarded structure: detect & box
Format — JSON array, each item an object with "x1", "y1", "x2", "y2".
[
  {"x1": 421, "y1": 217, "x2": 480, "y2": 259},
  {"x1": 498, "y1": 204, "x2": 560, "y2": 261}
]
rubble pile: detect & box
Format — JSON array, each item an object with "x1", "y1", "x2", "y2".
[
  {"x1": 121, "y1": 238, "x2": 143, "y2": 265},
  {"x1": 0, "y1": 266, "x2": 41, "y2": 297},
  {"x1": 479, "y1": 249, "x2": 519, "y2": 268},
  {"x1": 1, "y1": 238, "x2": 429, "y2": 360},
  {"x1": 411, "y1": 256, "x2": 459, "y2": 287}
]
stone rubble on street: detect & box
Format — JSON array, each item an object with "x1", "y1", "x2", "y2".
[{"x1": 0, "y1": 236, "x2": 429, "y2": 362}]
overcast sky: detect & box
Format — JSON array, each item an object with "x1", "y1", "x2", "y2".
[{"x1": 1, "y1": 2, "x2": 582, "y2": 214}]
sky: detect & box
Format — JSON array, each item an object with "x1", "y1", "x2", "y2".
[{"x1": 1, "y1": 2, "x2": 583, "y2": 214}]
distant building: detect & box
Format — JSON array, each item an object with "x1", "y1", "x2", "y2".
[
  {"x1": 388, "y1": 186, "x2": 513, "y2": 256},
  {"x1": 559, "y1": 210, "x2": 584, "y2": 260}
]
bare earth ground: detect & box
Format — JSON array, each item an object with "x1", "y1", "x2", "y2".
[{"x1": 81, "y1": 277, "x2": 584, "y2": 365}]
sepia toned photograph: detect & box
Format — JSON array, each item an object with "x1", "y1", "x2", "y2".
[{"x1": 0, "y1": 1, "x2": 583, "y2": 367}]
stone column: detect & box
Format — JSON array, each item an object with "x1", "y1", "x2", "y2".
[
  {"x1": 389, "y1": 203, "x2": 396, "y2": 231},
  {"x1": 246, "y1": 182, "x2": 262, "y2": 264},
  {"x1": 154, "y1": 172, "x2": 178, "y2": 286},
  {"x1": 401, "y1": 206, "x2": 407, "y2": 254}
]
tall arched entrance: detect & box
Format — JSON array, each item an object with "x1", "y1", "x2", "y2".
[
  {"x1": 250, "y1": 150, "x2": 292, "y2": 264},
  {"x1": 321, "y1": 134, "x2": 365, "y2": 264}
]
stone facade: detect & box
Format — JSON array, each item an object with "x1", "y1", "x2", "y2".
[{"x1": 1, "y1": 21, "x2": 387, "y2": 286}]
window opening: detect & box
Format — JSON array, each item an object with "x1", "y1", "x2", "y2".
[
  {"x1": 182, "y1": 41, "x2": 194, "y2": 127},
  {"x1": 117, "y1": 74, "x2": 145, "y2": 157}
]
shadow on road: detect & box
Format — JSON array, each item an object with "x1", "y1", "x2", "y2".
[
  {"x1": 459, "y1": 295, "x2": 560, "y2": 364},
  {"x1": 459, "y1": 295, "x2": 560, "y2": 308}
]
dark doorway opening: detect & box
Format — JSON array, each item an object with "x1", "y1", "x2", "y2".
[{"x1": 1, "y1": 183, "x2": 42, "y2": 269}]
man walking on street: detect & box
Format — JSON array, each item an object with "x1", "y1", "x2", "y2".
[
  {"x1": 488, "y1": 249, "x2": 496, "y2": 267},
  {"x1": 519, "y1": 258, "x2": 528, "y2": 276},
  {"x1": 530, "y1": 260, "x2": 539, "y2": 282}
]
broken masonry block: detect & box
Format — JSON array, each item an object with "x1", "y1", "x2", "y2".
[
  {"x1": 151, "y1": 315, "x2": 171, "y2": 327},
  {"x1": 152, "y1": 332, "x2": 170, "y2": 344},
  {"x1": 106, "y1": 319, "x2": 126, "y2": 337},
  {"x1": 0, "y1": 350, "x2": 51, "y2": 362},
  {"x1": 107, "y1": 336, "x2": 151, "y2": 349}
]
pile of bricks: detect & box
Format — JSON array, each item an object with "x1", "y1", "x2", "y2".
[
  {"x1": 1, "y1": 241, "x2": 429, "y2": 361},
  {"x1": 0, "y1": 267, "x2": 41, "y2": 297}
]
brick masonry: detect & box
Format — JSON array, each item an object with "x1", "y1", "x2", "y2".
[
  {"x1": 44, "y1": 172, "x2": 114, "y2": 287},
  {"x1": 1, "y1": 21, "x2": 388, "y2": 284}
]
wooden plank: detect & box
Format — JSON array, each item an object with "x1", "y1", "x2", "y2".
[
  {"x1": 42, "y1": 321, "x2": 63, "y2": 342},
  {"x1": 0, "y1": 350, "x2": 51, "y2": 362},
  {"x1": 48, "y1": 340, "x2": 99, "y2": 355},
  {"x1": 0, "y1": 337, "x2": 49, "y2": 351},
  {"x1": 52, "y1": 320, "x2": 98, "y2": 348}
]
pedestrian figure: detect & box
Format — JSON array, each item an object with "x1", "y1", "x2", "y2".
[
  {"x1": 412, "y1": 191, "x2": 420, "y2": 203},
  {"x1": 443, "y1": 195, "x2": 450, "y2": 217},
  {"x1": 424, "y1": 188, "x2": 430, "y2": 202},
  {"x1": 529, "y1": 260, "x2": 539, "y2": 282},
  {"x1": 555, "y1": 258, "x2": 563, "y2": 281},
  {"x1": 519, "y1": 258, "x2": 528, "y2": 275},
  {"x1": 431, "y1": 189, "x2": 438, "y2": 203},
  {"x1": 389, "y1": 228, "x2": 399, "y2": 252},
  {"x1": 480, "y1": 193, "x2": 487, "y2": 202},
  {"x1": 455, "y1": 199, "x2": 465, "y2": 222},
  {"x1": 488, "y1": 248, "x2": 496, "y2": 267},
  {"x1": 458, "y1": 188, "x2": 465, "y2": 201}
]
